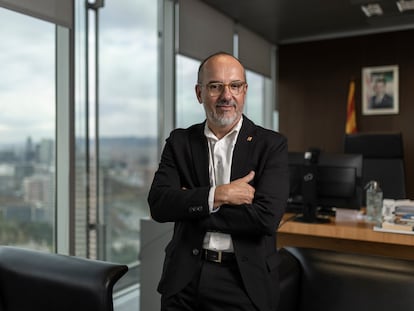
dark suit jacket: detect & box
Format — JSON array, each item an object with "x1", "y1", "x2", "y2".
[
  {"x1": 369, "y1": 93, "x2": 393, "y2": 109},
  {"x1": 148, "y1": 116, "x2": 289, "y2": 311}
]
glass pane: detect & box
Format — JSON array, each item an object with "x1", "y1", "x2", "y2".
[
  {"x1": 176, "y1": 54, "x2": 204, "y2": 128},
  {"x1": 245, "y1": 70, "x2": 265, "y2": 126},
  {"x1": 99, "y1": 0, "x2": 157, "y2": 264},
  {"x1": 74, "y1": 0, "x2": 88, "y2": 259},
  {"x1": 0, "y1": 8, "x2": 55, "y2": 251}
]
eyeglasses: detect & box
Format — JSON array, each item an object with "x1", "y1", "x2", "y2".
[{"x1": 199, "y1": 81, "x2": 247, "y2": 96}]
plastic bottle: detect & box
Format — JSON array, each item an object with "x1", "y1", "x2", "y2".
[{"x1": 365, "y1": 181, "x2": 383, "y2": 225}]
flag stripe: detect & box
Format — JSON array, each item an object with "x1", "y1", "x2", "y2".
[{"x1": 346, "y1": 80, "x2": 357, "y2": 134}]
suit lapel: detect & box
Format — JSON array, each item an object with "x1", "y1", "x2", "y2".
[
  {"x1": 189, "y1": 123, "x2": 210, "y2": 186},
  {"x1": 231, "y1": 117, "x2": 256, "y2": 180}
]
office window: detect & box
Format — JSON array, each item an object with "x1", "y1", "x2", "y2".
[
  {"x1": 98, "y1": 0, "x2": 157, "y2": 264},
  {"x1": 74, "y1": 1, "x2": 158, "y2": 291},
  {"x1": 0, "y1": 8, "x2": 55, "y2": 251}
]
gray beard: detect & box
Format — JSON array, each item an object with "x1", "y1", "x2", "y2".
[{"x1": 203, "y1": 104, "x2": 239, "y2": 127}]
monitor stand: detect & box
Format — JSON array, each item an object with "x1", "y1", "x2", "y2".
[
  {"x1": 293, "y1": 204, "x2": 330, "y2": 223},
  {"x1": 294, "y1": 149, "x2": 330, "y2": 224}
]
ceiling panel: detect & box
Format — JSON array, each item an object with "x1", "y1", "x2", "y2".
[{"x1": 201, "y1": 0, "x2": 414, "y2": 44}]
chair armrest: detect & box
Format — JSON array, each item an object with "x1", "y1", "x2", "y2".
[{"x1": 0, "y1": 246, "x2": 128, "y2": 311}]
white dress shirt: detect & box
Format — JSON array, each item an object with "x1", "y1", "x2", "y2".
[{"x1": 202, "y1": 117, "x2": 243, "y2": 252}]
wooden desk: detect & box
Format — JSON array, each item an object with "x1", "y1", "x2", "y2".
[{"x1": 277, "y1": 210, "x2": 414, "y2": 260}]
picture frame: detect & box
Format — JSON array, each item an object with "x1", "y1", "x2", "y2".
[{"x1": 362, "y1": 65, "x2": 399, "y2": 115}]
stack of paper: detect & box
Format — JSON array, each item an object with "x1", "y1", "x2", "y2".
[{"x1": 372, "y1": 199, "x2": 414, "y2": 234}]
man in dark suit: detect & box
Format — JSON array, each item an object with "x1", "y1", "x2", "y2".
[
  {"x1": 148, "y1": 52, "x2": 289, "y2": 311},
  {"x1": 369, "y1": 77, "x2": 394, "y2": 109}
]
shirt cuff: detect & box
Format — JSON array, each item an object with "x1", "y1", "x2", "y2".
[{"x1": 208, "y1": 187, "x2": 220, "y2": 213}]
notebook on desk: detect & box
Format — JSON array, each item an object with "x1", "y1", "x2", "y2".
[
  {"x1": 374, "y1": 225, "x2": 414, "y2": 235},
  {"x1": 395, "y1": 202, "x2": 414, "y2": 215}
]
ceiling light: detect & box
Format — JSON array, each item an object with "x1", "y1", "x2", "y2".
[
  {"x1": 396, "y1": 0, "x2": 414, "y2": 12},
  {"x1": 361, "y1": 3, "x2": 384, "y2": 17}
]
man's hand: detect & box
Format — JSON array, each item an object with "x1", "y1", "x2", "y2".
[{"x1": 213, "y1": 171, "x2": 255, "y2": 208}]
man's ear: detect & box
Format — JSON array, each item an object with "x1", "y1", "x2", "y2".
[{"x1": 195, "y1": 84, "x2": 203, "y2": 104}]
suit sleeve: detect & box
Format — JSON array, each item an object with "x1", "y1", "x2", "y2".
[{"x1": 147, "y1": 131, "x2": 211, "y2": 223}]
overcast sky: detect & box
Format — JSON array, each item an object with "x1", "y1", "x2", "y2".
[{"x1": 0, "y1": 1, "x2": 159, "y2": 146}]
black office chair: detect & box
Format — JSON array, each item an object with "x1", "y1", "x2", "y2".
[
  {"x1": 0, "y1": 246, "x2": 128, "y2": 311},
  {"x1": 344, "y1": 132, "x2": 406, "y2": 199}
]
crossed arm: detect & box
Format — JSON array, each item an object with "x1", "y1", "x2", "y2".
[{"x1": 213, "y1": 171, "x2": 255, "y2": 208}]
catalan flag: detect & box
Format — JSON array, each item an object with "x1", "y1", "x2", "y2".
[{"x1": 345, "y1": 80, "x2": 357, "y2": 134}]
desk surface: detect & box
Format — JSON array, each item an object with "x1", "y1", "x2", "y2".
[{"x1": 277, "y1": 209, "x2": 414, "y2": 260}]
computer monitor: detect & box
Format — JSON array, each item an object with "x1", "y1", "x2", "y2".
[{"x1": 288, "y1": 150, "x2": 363, "y2": 223}]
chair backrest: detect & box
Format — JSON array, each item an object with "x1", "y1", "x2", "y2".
[
  {"x1": 280, "y1": 247, "x2": 414, "y2": 311},
  {"x1": 0, "y1": 246, "x2": 128, "y2": 311},
  {"x1": 344, "y1": 132, "x2": 406, "y2": 199}
]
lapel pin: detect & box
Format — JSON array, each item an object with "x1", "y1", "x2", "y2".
[{"x1": 247, "y1": 136, "x2": 253, "y2": 142}]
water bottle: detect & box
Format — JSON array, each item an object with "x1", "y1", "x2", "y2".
[{"x1": 365, "y1": 181, "x2": 383, "y2": 225}]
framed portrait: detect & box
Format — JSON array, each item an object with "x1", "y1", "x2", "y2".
[{"x1": 362, "y1": 65, "x2": 399, "y2": 115}]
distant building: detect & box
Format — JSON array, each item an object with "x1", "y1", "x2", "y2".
[
  {"x1": 0, "y1": 163, "x2": 15, "y2": 194},
  {"x1": 22, "y1": 173, "x2": 54, "y2": 223},
  {"x1": 24, "y1": 136, "x2": 35, "y2": 162},
  {"x1": 37, "y1": 139, "x2": 54, "y2": 164}
]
